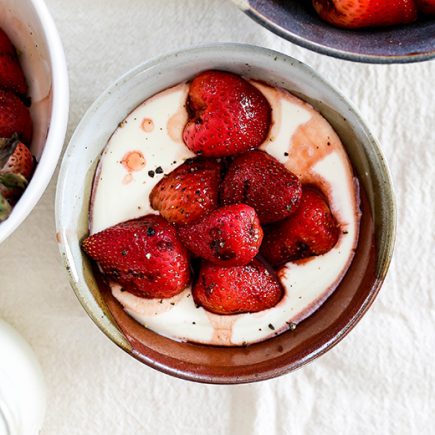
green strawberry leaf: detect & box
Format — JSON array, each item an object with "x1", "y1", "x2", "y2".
[
  {"x1": 0, "y1": 172, "x2": 28, "y2": 189},
  {"x1": 0, "y1": 192, "x2": 12, "y2": 222}
]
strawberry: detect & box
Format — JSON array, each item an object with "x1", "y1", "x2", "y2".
[
  {"x1": 0, "y1": 54, "x2": 28, "y2": 96},
  {"x1": 149, "y1": 158, "x2": 221, "y2": 225},
  {"x1": 183, "y1": 70, "x2": 271, "y2": 157},
  {"x1": 261, "y1": 186, "x2": 339, "y2": 267},
  {"x1": 415, "y1": 0, "x2": 435, "y2": 14},
  {"x1": 0, "y1": 90, "x2": 32, "y2": 144},
  {"x1": 312, "y1": 0, "x2": 417, "y2": 29},
  {"x1": 178, "y1": 204, "x2": 263, "y2": 267},
  {"x1": 0, "y1": 28, "x2": 16, "y2": 57},
  {"x1": 193, "y1": 258, "x2": 283, "y2": 315},
  {"x1": 221, "y1": 150, "x2": 302, "y2": 225},
  {"x1": 0, "y1": 137, "x2": 33, "y2": 202},
  {"x1": 82, "y1": 215, "x2": 190, "y2": 299}
]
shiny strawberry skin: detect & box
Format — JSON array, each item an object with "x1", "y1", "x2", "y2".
[
  {"x1": 193, "y1": 258, "x2": 283, "y2": 315},
  {"x1": 415, "y1": 0, "x2": 435, "y2": 14},
  {"x1": 82, "y1": 215, "x2": 190, "y2": 299},
  {"x1": 312, "y1": 0, "x2": 417, "y2": 29},
  {"x1": 183, "y1": 70, "x2": 271, "y2": 157},
  {"x1": 0, "y1": 90, "x2": 32, "y2": 144},
  {"x1": 0, "y1": 54, "x2": 28, "y2": 96},
  {"x1": 221, "y1": 150, "x2": 302, "y2": 224},
  {"x1": 149, "y1": 158, "x2": 221, "y2": 225},
  {"x1": 261, "y1": 186, "x2": 339, "y2": 267},
  {"x1": 178, "y1": 204, "x2": 263, "y2": 267},
  {"x1": 0, "y1": 28, "x2": 16, "y2": 56}
]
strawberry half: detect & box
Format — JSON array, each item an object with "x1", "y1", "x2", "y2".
[
  {"x1": 261, "y1": 186, "x2": 339, "y2": 267},
  {"x1": 415, "y1": 0, "x2": 435, "y2": 14},
  {"x1": 0, "y1": 90, "x2": 32, "y2": 144},
  {"x1": 178, "y1": 204, "x2": 263, "y2": 267},
  {"x1": 0, "y1": 28, "x2": 16, "y2": 57},
  {"x1": 183, "y1": 70, "x2": 271, "y2": 157},
  {"x1": 0, "y1": 54, "x2": 28, "y2": 96},
  {"x1": 221, "y1": 150, "x2": 302, "y2": 224},
  {"x1": 193, "y1": 258, "x2": 283, "y2": 315},
  {"x1": 312, "y1": 0, "x2": 417, "y2": 29},
  {"x1": 82, "y1": 215, "x2": 190, "y2": 299},
  {"x1": 149, "y1": 158, "x2": 221, "y2": 225},
  {"x1": 0, "y1": 137, "x2": 33, "y2": 202}
]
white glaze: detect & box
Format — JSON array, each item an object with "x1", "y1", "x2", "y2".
[{"x1": 90, "y1": 81, "x2": 360, "y2": 346}]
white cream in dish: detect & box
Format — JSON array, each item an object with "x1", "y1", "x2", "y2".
[{"x1": 90, "y1": 80, "x2": 360, "y2": 346}]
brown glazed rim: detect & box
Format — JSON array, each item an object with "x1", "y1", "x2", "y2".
[{"x1": 56, "y1": 44, "x2": 397, "y2": 384}]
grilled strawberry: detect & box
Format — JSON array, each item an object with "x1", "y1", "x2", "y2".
[
  {"x1": 82, "y1": 215, "x2": 190, "y2": 299},
  {"x1": 193, "y1": 258, "x2": 283, "y2": 315},
  {"x1": 0, "y1": 28, "x2": 16, "y2": 57},
  {"x1": 312, "y1": 0, "x2": 417, "y2": 29},
  {"x1": 0, "y1": 137, "x2": 33, "y2": 202},
  {"x1": 183, "y1": 70, "x2": 271, "y2": 157},
  {"x1": 0, "y1": 90, "x2": 32, "y2": 144},
  {"x1": 221, "y1": 150, "x2": 302, "y2": 224},
  {"x1": 149, "y1": 158, "x2": 221, "y2": 225},
  {"x1": 261, "y1": 186, "x2": 339, "y2": 267},
  {"x1": 0, "y1": 54, "x2": 28, "y2": 96},
  {"x1": 416, "y1": 0, "x2": 435, "y2": 14},
  {"x1": 178, "y1": 204, "x2": 263, "y2": 267}
]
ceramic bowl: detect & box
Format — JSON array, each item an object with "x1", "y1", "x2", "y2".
[
  {"x1": 0, "y1": 0, "x2": 69, "y2": 244},
  {"x1": 232, "y1": 0, "x2": 435, "y2": 63},
  {"x1": 56, "y1": 44, "x2": 396, "y2": 384}
]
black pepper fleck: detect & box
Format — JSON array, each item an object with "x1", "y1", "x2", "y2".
[
  {"x1": 268, "y1": 323, "x2": 275, "y2": 331},
  {"x1": 155, "y1": 166, "x2": 163, "y2": 174},
  {"x1": 148, "y1": 170, "x2": 155, "y2": 178}
]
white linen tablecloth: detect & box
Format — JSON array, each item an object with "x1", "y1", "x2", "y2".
[{"x1": 1, "y1": 0, "x2": 434, "y2": 433}]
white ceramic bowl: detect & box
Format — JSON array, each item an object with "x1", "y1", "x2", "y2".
[
  {"x1": 0, "y1": 0, "x2": 69, "y2": 244},
  {"x1": 56, "y1": 44, "x2": 396, "y2": 383}
]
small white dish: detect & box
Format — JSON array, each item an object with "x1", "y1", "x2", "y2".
[
  {"x1": 0, "y1": 320, "x2": 46, "y2": 434},
  {"x1": 0, "y1": 0, "x2": 69, "y2": 244}
]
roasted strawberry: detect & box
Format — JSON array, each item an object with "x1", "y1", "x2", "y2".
[
  {"x1": 221, "y1": 150, "x2": 302, "y2": 224},
  {"x1": 193, "y1": 258, "x2": 283, "y2": 315},
  {"x1": 0, "y1": 54, "x2": 28, "y2": 96},
  {"x1": 416, "y1": 0, "x2": 435, "y2": 14},
  {"x1": 183, "y1": 70, "x2": 271, "y2": 157},
  {"x1": 149, "y1": 158, "x2": 221, "y2": 225},
  {"x1": 178, "y1": 204, "x2": 263, "y2": 267},
  {"x1": 82, "y1": 215, "x2": 190, "y2": 299},
  {"x1": 312, "y1": 0, "x2": 417, "y2": 29},
  {"x1": 0, "y1": 90, "x2": 32, "y2": 144},
  {"x1": 0, "y1": 28, "x2": 16, "y2": 57},
  {"x1": 0, "y1": 137, "x2": 33, "y2": 202},
  {"x1": 261, "y1": 186, "x2": 339, "y2": 267}
]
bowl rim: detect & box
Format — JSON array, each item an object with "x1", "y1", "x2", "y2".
[
  {"x1": 55, "y1": 43, "x2": 396, "y2": 384},
  {"x1": 0, "y1": 0, "x2": 69, "y2": 244},
  {"x1": 232, "y1": 0, "x2": 435, "y2": 64}
]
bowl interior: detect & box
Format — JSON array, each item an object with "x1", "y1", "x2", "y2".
[
  {"x1": 56, "y1": 44, "x2": 395, "y2": 384},
  {"x1": 237, "y1": 0, "x2": 435, "y2": 63},
  {"x1": 0, "y1": 0, "x2": 68, "y2": 244}
]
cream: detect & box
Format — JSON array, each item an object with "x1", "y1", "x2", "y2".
[{"x1": 90, "y1": 80, "x2": 360, "y2": 346}]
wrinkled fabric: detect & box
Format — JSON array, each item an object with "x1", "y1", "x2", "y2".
[{"x1": 0, "y1": 0, "x2": 434, "y2": 434}]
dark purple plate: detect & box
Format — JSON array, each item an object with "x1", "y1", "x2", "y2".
[{"x1": 234, "y1": 0, "x2": 435, "y2": 63}]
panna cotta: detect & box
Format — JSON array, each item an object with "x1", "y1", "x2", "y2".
[{"x1": 88, "y1": 77, "x2": 360, "y2": 346}]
